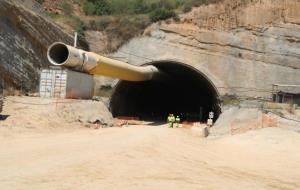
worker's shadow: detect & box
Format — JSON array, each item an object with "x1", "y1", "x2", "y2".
[
  {"x1": 0, "y1": 115, "x2": 9, "y2": 121},
  {"x1": 146, "y1": 121, "x2": 166, "y2": 126}
]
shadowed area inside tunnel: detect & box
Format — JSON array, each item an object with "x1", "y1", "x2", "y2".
[{"x1": 110, "y1": 61, "x2": 220, "y2": 122}]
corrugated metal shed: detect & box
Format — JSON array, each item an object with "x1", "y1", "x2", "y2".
[{"x1": 39, "y1": 68, "x2": 94, "y2": 99}]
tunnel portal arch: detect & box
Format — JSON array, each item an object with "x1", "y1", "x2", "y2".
[{"x1": 110, "y1": 60, "x2": 221, "y2": 122}]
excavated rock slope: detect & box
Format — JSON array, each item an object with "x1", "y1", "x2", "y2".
[
  {"x1": 114, "y1": 0, "x2": 300, "y2": 98},
  {"x1": 0, "y1": 0, "x2": 73, "y2": 92}
]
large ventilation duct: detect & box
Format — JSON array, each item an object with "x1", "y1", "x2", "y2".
[{"x1": 47, "y1": 42, "x2": 164, "y2": 81}]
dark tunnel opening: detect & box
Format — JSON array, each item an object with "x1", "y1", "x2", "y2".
[{"x1": 110, "y1": 61, "x2": 221, "y2": 122}]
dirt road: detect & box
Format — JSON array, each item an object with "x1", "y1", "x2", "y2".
[{"x1": 0, "y1": 125, "x2": 300, "y2": 190}]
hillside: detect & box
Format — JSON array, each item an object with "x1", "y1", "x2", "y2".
[
  {"x1": 0, "y1": 0, "x2": 74, "y2": 92},
  {"x1": 0, "y1": 0, "x2": 96, "y2": 93},
  {"x1": 41, "y1": 0, "x2": 224, "y2": 53},
  {"x1": 112, "y1": 0, "x2": 300, "y2": 98},
  {"x1": 0, "y1": 0, "x2": 299, "y2": 97}
]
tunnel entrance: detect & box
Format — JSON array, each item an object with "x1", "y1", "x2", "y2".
[{"x1": 110, "y1": 61, "x2": 221, "y2": 122}]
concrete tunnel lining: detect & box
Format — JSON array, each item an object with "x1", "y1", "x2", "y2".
[{"x1": 110, "y1": 61, "x2": 221, "y2": 122}]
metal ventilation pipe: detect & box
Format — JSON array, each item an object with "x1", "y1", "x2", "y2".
[{"x1": 47, "y1": 42, "x2": 163, "y2": 81}]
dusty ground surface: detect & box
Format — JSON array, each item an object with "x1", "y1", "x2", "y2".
[
  {"x1": 0, "y1": 97, "x2": 300, "y2": 190},
  {"x1": 0, "y1": 96, "x2": 113, "y2": 131}
]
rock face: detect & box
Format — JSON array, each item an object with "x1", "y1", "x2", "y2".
[
  {"x1": 0, "y1": 96, "x2": 3, "y2": 113},
  {"x1": 0, "y1": 0, "x2": 73, "y2": 92},
  {"x1": 114, "y1": 0, "x2": 300, "y2": 98}
]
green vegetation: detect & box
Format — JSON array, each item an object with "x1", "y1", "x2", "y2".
[
  {"x1": 82, "y1": 0, "x2": 179, "y2": 16},
  {"x1": 86, "y1": 15, "x2": 151, "y2": 51},
  {"x1": 79, "y1": 0, "x2": 223, "y2": 23},
  {"x1": 106, "y1": 16, "x2": 151, "y2": 51},
  {"x1": 73, "y1": 17, "x2": 85, "y2": 38},
  {"x1": 96, "y1": 85, "x2": 113, "y2": 97},
  {"x1": 47, "y1": 0, "x2": 223, "y2": 51},
  {"x1": 83, "y1": 0, "x2": 111, "y2": 15},
  {"x1": 59, "y1": 0, "x2": 74, "y2": 16},
  {"x1": 149, "y1": 8, "x2": 176, "y2": 22},
  {"x1": 221, "y1": 95, "x2": 241, "y2": 106},
  {"x1": 36, "y1": 0, "x2": 45, "y2": 4}
]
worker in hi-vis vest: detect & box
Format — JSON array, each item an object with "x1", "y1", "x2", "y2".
[
  {"x1": 167, "y1": 114, "x2": 175, "y2": 128},
  {"x1": 175, "y1": 116, "x2": 181, "y2": 128},
  {"x1": 207, "y1": 111, "x2": 214, "y2": 127}
]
